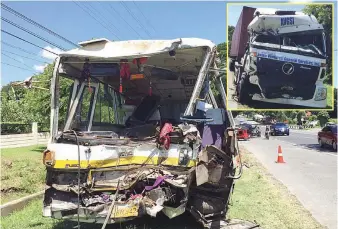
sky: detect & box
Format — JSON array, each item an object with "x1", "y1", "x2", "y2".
[{"x1": 0, "y1": 1, "x2": 337, "y2": 88}]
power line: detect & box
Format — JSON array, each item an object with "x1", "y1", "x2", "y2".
[
  {"x1": 2, "y1": 52, "x2": 34, "y2": 69},
  {"x1": 1, "y1": 41, "x2": 41, "y2": 57},
  {"x1": 1, "y1": 17, "x2": 66, "y2": 51},
  {"x1": 132, "y1": 1, "x2": 156, "y2": 33},
  {"x1": 83, "y1": 2, "x2": 120, "y2": 39},
  {"x1": 120, "y1": 1, "x2": 151, "y2": 38},
  {"x1": 1, "y1": 61, "x2": 37, "y2": 73},
  {"x1": 109, "y1": 3, "x2": 143, "y2": 39},
  {"x1": 1, "y1": 3, "x2": 79, "y2": 48},
  {"x1": 72, "y1": 1, "x2": 120, "y2": 40},
  {"x1": 86, "y1": 2, "x2": 121, "y2": 36},
  {"x1": 1, "y1": 29, "x2": 60, "y2": 56},
  {"x1": 2, "y1": 50, "x2": 49, "y2": 64},
  {"x1": 96, "y1": 2, "x2": 123, "y2": 35}
]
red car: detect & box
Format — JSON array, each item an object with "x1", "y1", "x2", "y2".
[
  {"x1": 318, "y1": 125, "x2": 337, "y2": 151},
  {"x1": 237, "y1": 128, "x2": 250, "y2": 140}
]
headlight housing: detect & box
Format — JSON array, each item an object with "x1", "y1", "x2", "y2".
[
  {"x1": 314, "y1": 87, "x2": 327, "y2": 101},
  {"x1": 43, "y1": 149, "x2": 55, "y2": 166}
]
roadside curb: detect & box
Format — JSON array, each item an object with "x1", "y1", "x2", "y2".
[{"x1": 0, "y1": 190, "x2": 44, "y2": 217}]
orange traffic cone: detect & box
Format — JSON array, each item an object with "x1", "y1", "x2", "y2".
[{"x1": 276, "y1": 145, "x2": 285, "y2": 163}]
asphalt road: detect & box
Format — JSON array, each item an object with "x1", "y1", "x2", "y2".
[{"x1": 241, "y1": 128, "x2": 337, "y2": 229}]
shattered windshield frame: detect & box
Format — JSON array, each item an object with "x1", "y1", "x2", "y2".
[{"x1": 253, "y1": 30, "x2": 327, "y2": 58}]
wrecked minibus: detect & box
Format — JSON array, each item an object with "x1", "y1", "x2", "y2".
[
  {"x1": 42, "y1": 38, "x2": 254, "y2": 228},
  {"x1": 229, "y1": 7, "x2": 330, "y2": 108}
]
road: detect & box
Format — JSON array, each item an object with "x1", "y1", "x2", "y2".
[{"x1": 240, "y1": 128, "x2": 337, "y2": 229}]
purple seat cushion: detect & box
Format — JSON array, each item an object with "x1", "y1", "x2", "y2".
[{"x1": 201, "y1": 124, "x2": 225, "y2": 149}]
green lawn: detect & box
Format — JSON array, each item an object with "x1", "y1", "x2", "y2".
[
  {"x1": 1, "y1": 146, "x2": 324, "y2": 229},
  {"x1": 326, "y1": 84, "x2": 333, "y2": 108},
  {"x1": 1, "y1": 145, "x2": 47, "y2": 204}
]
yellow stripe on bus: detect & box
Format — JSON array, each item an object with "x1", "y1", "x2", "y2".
[{"x1": 52, "y1": 156, "x2": 196, "y2": 169}]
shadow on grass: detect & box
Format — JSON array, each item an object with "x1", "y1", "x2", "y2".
[
  {"x1": 51, "y1": 213, "x2": 201, "y2": 229},
  {"x1": 31, "y1": 146, "x2": 47, "y2": 153}
]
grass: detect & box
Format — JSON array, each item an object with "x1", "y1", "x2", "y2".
[
  {"x1": 1, "y1": 146, "x2": 324, "y2": 229},
  {"x1": 227, "y1": 147, "x2": 324, "y2": 229},
  {"x1": 326, "y1": 84, "x2": 333, "y2": 108},
  {"x1": 1, "y1": 145, "x2": 47, "y2": 204}
]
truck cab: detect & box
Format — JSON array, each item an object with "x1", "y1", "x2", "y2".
[{"x1": 230, "y1": 7, "x2": 329, "y2": 108}]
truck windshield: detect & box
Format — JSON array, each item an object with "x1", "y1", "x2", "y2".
[{"x1": 255, "y1": 31, "x2": 326, "y2": 57}]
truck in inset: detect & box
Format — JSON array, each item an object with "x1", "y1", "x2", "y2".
[{"x1": 229, "y1": 6, "x2": 330, "y2": 108}]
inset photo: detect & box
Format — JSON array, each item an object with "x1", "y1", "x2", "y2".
[{"x1": 226, "y1": 3, "x2": 334, "y2": 110}]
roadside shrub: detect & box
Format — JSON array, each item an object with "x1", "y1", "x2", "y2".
[
  {"x1": 317, "y1": 111, "x2": 330, "y2": 127},
  {"x1": 308, "y1": 115, "x2": 317, "y2": 122},
  {"x1": 328, "y1": 118, "x2": 338, "y2": 124},
  {"x1": 0, "y1": 123, "x2": 31, "y2": 135}
]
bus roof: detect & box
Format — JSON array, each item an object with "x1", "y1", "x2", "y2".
[{"x1": 59, "y1": 38, "x2": 216, "y2": 59}]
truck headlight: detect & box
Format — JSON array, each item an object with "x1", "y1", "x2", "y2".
[
  {"x1": 319, "y1": 68, "x2": 326, "y2": 80},
  {"x1": 314, "y1": 88, "x2": 327, "y2": 101}
]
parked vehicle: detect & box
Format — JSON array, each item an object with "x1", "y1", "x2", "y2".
[
  {"x1": 239, "y1": 123, "x2": 261, "y2": 137},
  {"x1": 42, "y1": 38, "x2": 244, "y2": 228},
  {"x1": 318, "y1": 125, "x2": 337, "y2": 151},
  {"x1": 237, "y1": 127, "x2": 250, "y2": 140},
  {"x1": 270, "y1": 123, "x2": 290, "y2": 136},
  {"x1": 229, "y1": 6, "x2": 329, "y2": 108}
]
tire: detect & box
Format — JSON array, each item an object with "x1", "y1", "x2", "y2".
[
  {"x1": 234, "y1": 67, "x2": 241, "y2": 85},
  {"x1": 287, "y1": 132, "x2": 290, "y2": 136},
  {"x1": 332, "y1": 141, "x2": 337, "y2": 151},
  {"x1": 229, "y1": 59, "x2": 235, "y2": 72},
  {"x1": 237, "y1": 73, "x2": 251, "y2": 104},
  {"x1": 319, "y1": 139, "x2": 324, "y2": 148}
]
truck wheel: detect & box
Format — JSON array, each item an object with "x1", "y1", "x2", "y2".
[
  {"x1": 237, "y1": 73, "x2": 251, "y2": 104},
  {"x1": 332, "y1": 141, "x2": 337, "y2": 151},
  {"x1": 233, "y1": 69, "x2": 238, "y2": 85},
  {"x1": 229, "y1": 59, "x2": 235, "y2": 72}
]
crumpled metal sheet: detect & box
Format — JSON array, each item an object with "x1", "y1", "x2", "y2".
[
  {"x1": 82, "y1": 194, "x2": 110, "y2": 207},
  {"x1": 162, "y1": 203, "x2": 186, "y2": 219}
]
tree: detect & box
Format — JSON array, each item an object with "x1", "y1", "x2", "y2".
[
  {"x1": 276, "y1": 111, "x2": 287, "y2": 122},
  {"x1": 0, "y1": 63, "x2": 72, "y2": 130},
  {"x1": 217, "y1": 42, "x2": 226, "y2": 66},
  {"x1": 317, "y1": 111, "x2": 330, "y2": 127},
  {"x1": 227, "y1": 25, "x2": 235, "y2": 55},
  {"x1": 285, "y1": 110, "x2": 298, "y2": 120},
  {"x1": 303, "y1": 5, "x2": 333, "y2": 83},
  {"x1": 297, "y1": 111, "x2": 306, "y2": 125},
  {"x1": 328, "y1": 87, "x2": 337, "y2": 118},
  {"x1": 308, "y1": 115, "x2": 317, "y2": 122}
]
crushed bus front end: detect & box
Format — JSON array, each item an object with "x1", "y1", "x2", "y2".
[{"x1": 42, "y1": 38, "x2": 241, "y2": 228}]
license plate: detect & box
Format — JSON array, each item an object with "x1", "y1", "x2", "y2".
[{"x1": 111, "y1": 204, "x2": 139, "y2": 218}]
